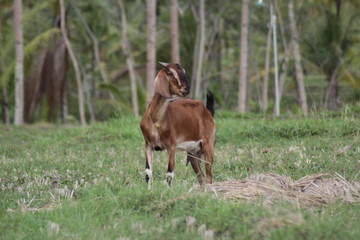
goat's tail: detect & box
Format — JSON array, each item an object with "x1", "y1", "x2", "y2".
[{"x1": 206, "y1": 90, "x2": 215, "y2": 117}]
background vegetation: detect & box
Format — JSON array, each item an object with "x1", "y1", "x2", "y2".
[{"x1": 1, "y1": 0, "x2": 360, "y2": 124}]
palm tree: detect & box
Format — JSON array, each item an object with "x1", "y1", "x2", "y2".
[
  {"x1": 171, "y1": 0, "x2": 180, "y2": 63},
  {"x1": 261, "y1": 22, "x2": 272, "y2": 113},
  {"x1": 304, "y1": 0, "x2": 359, "y2": 110},
  {"x1": 146, "y1": 0, "x2": 157, "y2": 104},
  {"x1": 194, "y1": 0, "x2": 205, "y2": 100},
  {"x1": 238, "y1": 0, "x2": 250, "y2": 113},
  {"x1": 60, "y1": 0, "x2": 86, "y2": 126},
  {"x1": 288, "y1": 0, "x2": 308, "y2": 116},
  {"x1": 14, "y1": 0, "x2": 24, "y2": 125},
  {"x1": 118, "y1": 0, "x2": 139, "y2": 117}
]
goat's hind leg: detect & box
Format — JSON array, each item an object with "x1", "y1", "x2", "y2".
[
  {"x1": 203, "y1": 143, "x2": 214, "y2": 184},
  {"x1": 187, "y1": 152, "x2": 205, "y2": 185},
  {"x1": 165, "y1": 148, "x2": 177, "y2": 187},
  {"x1": 145, "y1": 144, "x2": 154, "y2": 189}
]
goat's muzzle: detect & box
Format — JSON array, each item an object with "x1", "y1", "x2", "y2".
[{"x1": 182, "y1": 86, "x2": 190, "y2": 97}]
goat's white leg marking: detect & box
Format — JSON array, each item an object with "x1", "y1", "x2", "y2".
[
  {"x1": 166, "y1": 148, "x2": 176, "y2": 186},
  {"x1": 145, "y1": 144, "x2": 154, "y2": 189},
  {"x1": 166, "y1": 172, "x2": 174, "y2": 179},
  {"x1": 165, "y1": 172, "x2": 174, "y2": 187},
  {"x1": 145, "y1": 168, "x2": 153, "y2": 189}
]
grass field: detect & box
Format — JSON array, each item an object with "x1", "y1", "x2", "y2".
[{"x1": 1, "y1": 110, "x2": 360, "y2": 239}]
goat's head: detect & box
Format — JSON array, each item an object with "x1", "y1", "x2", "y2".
[{"x1": 154, "y1": 62, "x2": 190, "y2": 98}]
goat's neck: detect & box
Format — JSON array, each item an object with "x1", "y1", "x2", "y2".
[{"x1": 149, "y1": 93, "x2": 172, "y2": 122}]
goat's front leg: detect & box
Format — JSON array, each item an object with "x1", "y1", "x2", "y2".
[
  {"x1": 145, "y1": 144, "x2": 154, "y2": 189},
  {"x1": 166, "y1": 147, "x2": 176, "y2": 186}
]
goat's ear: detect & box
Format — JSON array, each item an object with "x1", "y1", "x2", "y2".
[
  {"x1": 159, "y1": 62, "x2": 170, "y2": 68},
  {"x1": 154, "y1": 75, "x2": 171, "y2": 98}
]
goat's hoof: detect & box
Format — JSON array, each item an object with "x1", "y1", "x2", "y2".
[
  {"x1": 165, "y1": 172, "x2": 174, "y2": 187},
  {"x1": 166, "y1": 178, "x2": 172, "y2": 187}
]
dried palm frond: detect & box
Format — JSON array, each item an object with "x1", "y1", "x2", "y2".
[{"x1": 208, "y1": 172, "x2": 360, "y2": 207}]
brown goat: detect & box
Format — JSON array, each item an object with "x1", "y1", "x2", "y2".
[{"x1": 140, "y1": 62, "x2": 215, "y2": 187}]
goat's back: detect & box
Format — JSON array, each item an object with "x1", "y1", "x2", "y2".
[{"x1": 164, "y1": 98, "x2": 215, "y2": 141}]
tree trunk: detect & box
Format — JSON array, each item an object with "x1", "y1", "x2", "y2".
[
  {"x1": 271, "y1": 0, "x2": 291, "y2": 113},
  {"x1": 146, "y1": 0, "x2": 157, "y2": 104},
  {"x1": 60, "y1": 0, "x2": 87, "y2": 126},
  {"x1": 262, "y1": 22, "x2": 272, "y2": 113},
  {"x1": 190, "y1": 5, "x2": 200, "y2": 98},
  {"x1": 216, "y1": 19, "x2": 222, "y2": 84},
  {"x1": 274, "y1": 0, "x2": 288, "y2": 57},
  {"x1": 277, "y1": 50, "x2": 290, "y2": 102},
  {"x1": 57, "y1": 41, "x2": 68, "y2": 124},
  {"x1": 194, "y1": 0, "x2": 205, "y2": 100},
  {"x1": 118, "y1": 0, "x2": 139, "y2": 117},
  {"x1": 61, "y1": 88, "x2": 68, "y2": 124},
  {"x1": 171, "y1": 0, "x2": 180, "y2": 63},
  {"x1": 326, "y1": 67, "x2": 339, "y2": 111},
  {"x1": 238, "y1": 0, "x2": 250, "y2": 113},
  {"x1": 81, "y1": 66, "x2": 95, "y2": 123},
  {"x1": 1, "y1": 87, "x2": 10, "y2": 125},
  {"x1": 325, "y1": 0, "x2": 341, "y2": 111},
  {"x1": 14, "y1": 0, "x2": 24, "y2": 125},
  {"x1": 288, "y1": 0, "x2": 308, "y2": 116},
  {"x1": 273, "y1": 0, "x2": 290, "y2": 113}
]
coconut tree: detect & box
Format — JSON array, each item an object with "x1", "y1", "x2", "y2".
[
  {"x1": 118, "y1": 0, "x2": 139, "y2": 117},
  {"x1": 194, "y1": 0, "x2": 205, "y2": 100},
  {"x1": 288, "y1": 0, "x2": 308, "y2": 116},
  {"x1": 238, "y1": 0, "x2": 250, "y2": 113},
  {"x1": 60, "y1": 0, "x2": 86, "y2": 126},
  {"x1": 170, "y1": 0, "x2": 180, "y2": 63},
  {"x1": 14, "y1": 0, "x2": 24, "y2": 125},
  {"x1": 146, "y1": 0, "x2": 156, "y2": 104},
  {"x1": 303, "y1": 0, "x2": 359, "y2": 110}
]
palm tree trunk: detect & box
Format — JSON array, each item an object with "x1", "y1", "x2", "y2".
[
  {"x1": 1, "y1": 87, "x2": 10, "y2": 125},
  {"x1": 60, "y1": 0, "x2": 86, "y2": 126},
  {"x1": 171, "y1": 0, "x2": 180, "y2": 63},
  {"x1": 288, "y1": 0, "x2": 308, "y2": 116},
  {"x1": 146, "y1": 0, "x2": 157, "y2": 104},
  {"x1": 238, "y1": 0, "x2": 250, "y2": 113},
  {"x1": 194, "y1": 0, "x2": 205, "y2": 100},
  {"x1": 325, "y1": 67, "x2": 340, "y2": 111},
  {"x1": 81, "y1": 66, "x2": 95, "y2": 123},
  {"x1": 58, "y1": 41, "x2": 68, "y2": 124},
  {"x1": 273, "y1": 0, "x2": 290, "y2": 113},
  {"x1": 190, "y1": 5, "x2": 200, "y2": 98},
  {"x1": 262, "y1": 23, "x2": 272, "y2": 113},
  {"x1": 62, "y1": 88, "x2": 68, "y2": 124},
  {"x1": 325, "y1": 0, "x2": 341, "y2": 111},
  {"x1": 14, "y1": 0, "x2": 24, "y2": 125},
  {"x1": 118, "y1": 0, "x2": 139, "y2": 117}
]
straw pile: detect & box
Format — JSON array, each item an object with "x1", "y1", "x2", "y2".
[{"x1": 208, "y1": 172, "x2": 360, "y2": 206}]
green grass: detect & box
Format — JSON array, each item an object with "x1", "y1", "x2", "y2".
[{"x1": 1, "y1": 111, "x2": 360, "y2": 239}]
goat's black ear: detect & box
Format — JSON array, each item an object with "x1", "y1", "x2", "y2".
[{"x1": 159, "y1": 62, "x2": 170, "y2": 68}]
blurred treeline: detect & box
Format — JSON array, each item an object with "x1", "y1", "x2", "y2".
[{"x1": 1, "y1": 0, "x2": 360, "y2": 125}]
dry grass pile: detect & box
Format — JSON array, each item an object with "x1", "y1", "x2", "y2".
[{"x1": 209, "y1": 173, "x2": 360, "y2": 206}]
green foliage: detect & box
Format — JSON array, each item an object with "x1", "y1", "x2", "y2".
[
  {"x1": 302, "y1": 1, "x2": 359, "y2": 75},
  {"x1": 1, "y1": 0, "x2": 360, "y2": 122}
]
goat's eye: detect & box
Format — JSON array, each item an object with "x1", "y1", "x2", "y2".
[{"x1": 167, "y1": 72, "x2": 174, "y2": 78}]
